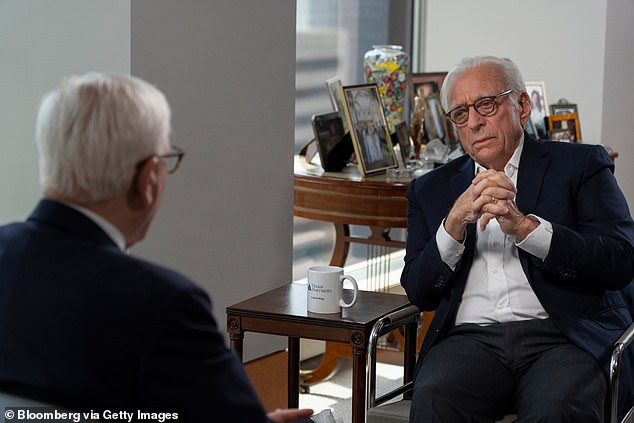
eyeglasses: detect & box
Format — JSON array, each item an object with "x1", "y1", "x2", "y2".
[
  {"x1": 158, "y1": 145, "x2": 185, "y2": 174},
  {"x1": 445, "y1": 89, "x2": 514, "y2": 125}
]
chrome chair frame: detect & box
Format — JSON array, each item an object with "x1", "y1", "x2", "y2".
[{"x1": 366, "y1": 309, "x2": 634, "y2": 423}]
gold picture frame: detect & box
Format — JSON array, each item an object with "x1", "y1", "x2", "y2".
[
  {"x1": 546, "y1": 113, "x2": 581, "y2": 143},
  {"x1": 340, "y1": 83, "x2": 398, "y2": 176}
]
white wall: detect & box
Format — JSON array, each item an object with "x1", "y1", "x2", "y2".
[
  {"x1": 0, "y1": 0, "x2": 296, "y2": 361},
  {"x1": 0, "y1": 0, "x2": 131, "y2": 223},
  {"x1": 421, "y1": 0, "x2": 634, "y2": 207},
  {"x1": 130, "y1": 1, "x2": 296, "y2": 360},
  {"x1": 601, "y1": 1, "x2": 634, "y2": 203}
]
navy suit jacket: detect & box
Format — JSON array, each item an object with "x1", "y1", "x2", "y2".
[
  {"x1": 402, "y1": 135, "x2": 634, "y2": 414},
  {"x1": 0, "y1": 199, "x2": 272, "y2": 422}
]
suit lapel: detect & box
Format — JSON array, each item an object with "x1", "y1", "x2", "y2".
[{"x1": 516, "y1": 135, "x2": 551, "y2": 215}]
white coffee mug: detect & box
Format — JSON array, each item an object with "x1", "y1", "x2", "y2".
[{"x1": 307, "y1": 266, "x2": 359, "y2": 314}]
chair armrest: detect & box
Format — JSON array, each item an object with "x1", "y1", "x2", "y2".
[
  {"x1": 366, "y1": 304, "x2": 420, "y2": 411},
  {"x1": 609, "y1": 321, "x2": 634, "y2": 423}
]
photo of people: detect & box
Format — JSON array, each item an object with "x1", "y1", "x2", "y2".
[
  {"x1": 341, "y1": 84, "x2": 397, "y2": 176},
  {"x1": 525, "y1": 81, "x2": 549, "y2": 138}
]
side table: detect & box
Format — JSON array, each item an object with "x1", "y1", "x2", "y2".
[{"x1": 226, "y1": 283, "x2": 416, "y2": 423}]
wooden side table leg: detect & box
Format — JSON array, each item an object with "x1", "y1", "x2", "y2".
[
  {"x1": 351, "y1": 346, "x2": 367, "y2": 423},
  {"x1": 288, "y1": 336, "x2": 300, "y2": 408},
  {"x1": 227, "y1": 315, "x2": 244, "y2": 360}
]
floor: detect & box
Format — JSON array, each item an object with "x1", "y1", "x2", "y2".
[{"x1": 299, "y1": 345, "x2": 407, "y2": 423}]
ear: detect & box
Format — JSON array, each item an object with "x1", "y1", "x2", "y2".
[
  {"x1": 131, "y1": 157, "x2": 160, "y2": 209},
  {"x1": 518, "y1": 91, "x2": 532, "y2": 127}
]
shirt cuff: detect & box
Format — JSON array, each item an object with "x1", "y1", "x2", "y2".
[
  {"x1": 515, "y1": 214, "x2": 552, "y2": 261},
  {"x1": 436, "y1": 219, "x2": 466, "y2": 271}
]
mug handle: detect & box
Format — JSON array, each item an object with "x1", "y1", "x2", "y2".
[{"x1": 338, "y1": 275, "x2": 359, "y2": 308}]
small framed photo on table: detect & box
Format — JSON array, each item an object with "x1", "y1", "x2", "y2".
[
  {"x1": 525, "y1": 81, "x2": 549, "y2": 138},
  {"x1": 410, "y1": 72, "x2": 448, "y2": 100},
  {"x1": 340, "y1": 83, "x2": 398, "y2": 177},
  {"x1": 551, "y1": 103, "x2": 578, "y2": 116},
  {"x1": 546, "y1": 113, "x2": 581, "y2": 143},
  {"x1": 551, "y1": 102, "x2": 581, "y2": 140}
]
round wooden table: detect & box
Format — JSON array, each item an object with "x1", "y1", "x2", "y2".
[{"x1": 294, "y1": 156, "x2": 410, "y2": 268}]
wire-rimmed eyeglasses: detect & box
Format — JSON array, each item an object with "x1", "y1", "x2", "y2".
[
  {"x1": 445, "y1": 89, "x2": 514, "y2": 125},
  {"x1": 158, "y1": 145, "x2": 185, "y2": 174}
]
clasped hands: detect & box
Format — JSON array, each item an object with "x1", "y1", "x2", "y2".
[{"x1": 444, "y1": 169, "x2": 538, "y2": 242}]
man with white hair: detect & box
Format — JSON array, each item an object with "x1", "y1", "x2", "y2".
[
  {"x1": 0, "y1": 73, "x2": 313, "y2": 423},
  {"x1": 402, "y1": 56, "x2": 634, "y2": 422}
]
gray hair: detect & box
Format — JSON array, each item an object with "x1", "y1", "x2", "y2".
[
  {"x1": 440, "y1": 56, "x2": 526, "y2": 112},
  {"x1": 35, "y1": 72, "x2": 171, "y2": 203}
]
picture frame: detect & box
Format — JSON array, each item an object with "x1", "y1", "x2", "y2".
[
  {"x1": 410, "y1": 72, "x2": 448, "y2": 100},
  {"x1": 546, "y1": 112, "x2": 581, "y2": 143},
  {"x1": 310, "y1": 111, "x2": 352, "y2": 171},
  {"x1": 525, "y1": 81, "x2": 549, "y2": 138},
  {"x1": 550, "y1": 102, "x2": 578, "y2": 116},
  {"x1": 340, "y1": 83, "x2": 398, "y2": 176},
  {"x1": 393, "y1": 120, "x2": 411, "y2": 164},
  {"x1": 326, "y1": 76, "x2": 345, "y2": 112},
  {"x1": 551, "y1": 102, "x2": 581, "y2": 140}
]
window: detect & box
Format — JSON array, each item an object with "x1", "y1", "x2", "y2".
[{"x1": 293, "y1": 0, "x2": 413, "y2": 281}]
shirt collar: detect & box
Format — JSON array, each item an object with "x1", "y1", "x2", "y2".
[{"x1": 474, "y1": 133, "x2": 525, "y2": 179}]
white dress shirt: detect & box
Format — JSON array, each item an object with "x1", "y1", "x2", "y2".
[{"x1": 436, "y1": 137, "x2": 553, "y2": 325}]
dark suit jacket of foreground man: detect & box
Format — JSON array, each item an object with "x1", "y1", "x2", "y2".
[
  {"x1": 402, "y1": 134, "x2": 634, "y2": 416},
  {"x1": 0, "y1": 199, "x2": 270, "y2": 422}
]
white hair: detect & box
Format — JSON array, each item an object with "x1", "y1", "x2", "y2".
[
  {"x1": 35, "y1": 72, "x2": 171, "y2": 203},
  {"x1": 440, "y1": 55, "x2": 527, "y2": 112}
]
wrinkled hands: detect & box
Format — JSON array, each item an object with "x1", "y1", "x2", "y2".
[{"x1": 444, "y1": 169, "x2": 538, "y2": 241}]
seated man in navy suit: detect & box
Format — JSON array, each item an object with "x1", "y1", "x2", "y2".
[
  {"x1": 0, "y1": 73, "x2": 313, "y2": 423},
  {"x1": 402, "y1": 56, "x2": 634, "y2": 422}
]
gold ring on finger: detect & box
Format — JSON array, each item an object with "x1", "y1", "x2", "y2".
[{"x1": 491, "y1": 196, "x2": 497, "y2": 204}]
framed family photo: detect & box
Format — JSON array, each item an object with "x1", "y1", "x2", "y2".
[
  {"x1": 551, "y1": 102, "x2": 581, "y2": 140},
  {"x1": 546, "y1": 113, "x2": 581, "y2": 143},
  {"x1": 551, "y1": 102, "x2": 578, "y2": 116},
  {"x1": 411, "y1": 72, "x2": 447, "y2": 100},
  {"x1": 340, "y1": 83, "x2": 398, "y2": 176},
  {"x1": 525, "y1": 81, "x2": 549, "y2": 138}
]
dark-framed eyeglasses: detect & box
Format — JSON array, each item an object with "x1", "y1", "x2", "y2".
[
  {"x1": 445, "y1": 89, "x2": 514, "y2": 125},
  {"x1": 158, "y1": 145, "x2": 185, "y2": 174}
]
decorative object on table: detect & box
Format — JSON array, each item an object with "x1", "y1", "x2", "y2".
[
  {"x1": 340, "y1": 83, "x2": 398, "y2": 177},
  {"x1": 410, "y1": 72, "x2": 447, "y2": 101},
  {"x1": 550, "y1": 99, "x2": 581, "y2": 140},
  {"x1": 410, "y1": 95, "x2": 425, "y2": 158},
  {"x1": 310, "y1": 111, "x2": 353, "y2": 171},
  {"x1": 422, "y1": 93, "x2": 448, "y2": 144},
  {"x1": 525, "y1": 81, "x2": 549, "y2": 138},
  {"x1": 546, "y1": 112, "x2": 581, "y2": 143},
  {"x1": 324, "y1": 76, "x2": 349, "y2": 132},
  {"x1": 363, "y1": 45, "x2": 410, "y2": 132}
]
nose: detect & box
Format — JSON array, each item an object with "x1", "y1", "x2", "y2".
[{"x1": 466, "y1": 105, "x2": 486, "y2": 129}]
